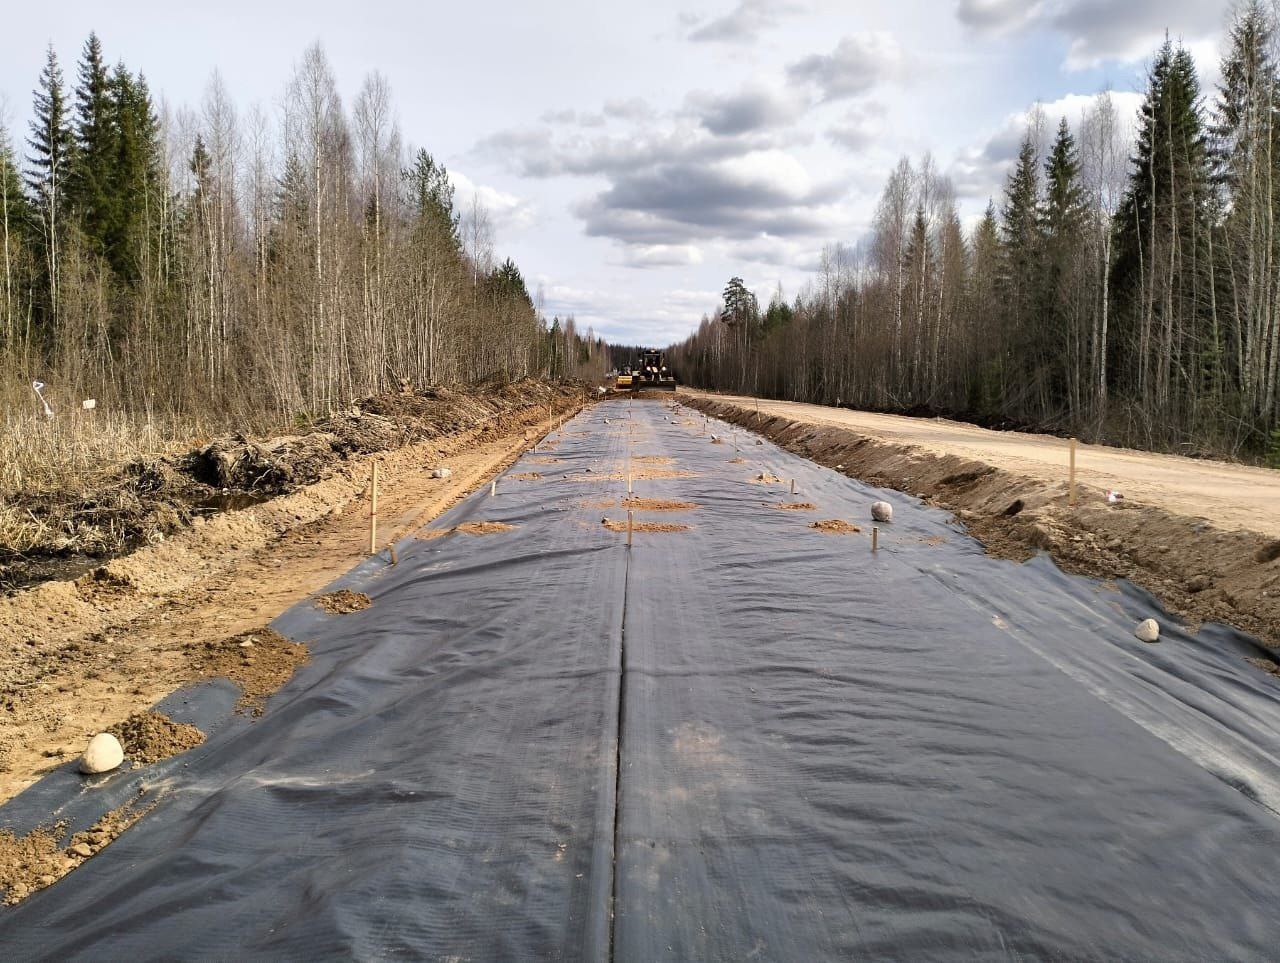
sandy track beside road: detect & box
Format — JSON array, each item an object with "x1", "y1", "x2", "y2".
[{"x1": 691, "y1": 391, "x2": 1280, "y2": 538}]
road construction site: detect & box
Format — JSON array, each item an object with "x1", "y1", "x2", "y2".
[{"x1": 3, "y1": 396, "x2": 1280, "y2": 958}]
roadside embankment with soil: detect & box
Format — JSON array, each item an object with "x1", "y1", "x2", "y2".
[
  {"x1": 0, "y1": 379, "x2": 587, "y2": 803},
  {"x1": 684, "y1": 392, "x2": 1280, "y2": 650}
]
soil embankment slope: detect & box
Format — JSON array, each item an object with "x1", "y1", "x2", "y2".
[{"x1": 684, "y1": 390, "x2": 1280, "y2": 650}]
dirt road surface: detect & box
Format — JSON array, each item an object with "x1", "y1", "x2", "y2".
[{"x1": 690, "y1": 390, "x2": 1280, "y2": 538}]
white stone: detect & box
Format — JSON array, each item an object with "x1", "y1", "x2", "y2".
[
  {"x1": 1134, "y1": 618, "x2": 1160, "y2": 643},
  {"x1": 80, "y1": 733, "x2": 124, "y2": 774},
  {"x1": 871, "y1": 501, "x2": 893, "y2": 523},
  {"x1": 432, "y1": 467, "x2": 453, "y2": 479}
]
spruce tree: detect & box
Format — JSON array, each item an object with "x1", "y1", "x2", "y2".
[
  {"x1": 998, "y1": 129, "x2": 1043, "y2": 415},
  {"x1": 69, "y1": 32, "x2": 116, "y2": 259},
  {"x1": 1212, "y1": 0, "x2": 1280, "y2": 425},
  {"x1": 0, "y1": 120, "x2": 32, "y2": 345},
  {"x1": 26, "y1": 43, "x2": 74, "y2": 328},
  {"x1": 107, "y1": 65, "x2": 161, "y2": 279},
  {"x1": 1113, "y1": 39, "x2": 1214, "y2": 413}
]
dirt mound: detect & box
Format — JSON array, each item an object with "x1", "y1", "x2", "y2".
[
  {"x1": 107, "y1": 711, "x2": 205, "y2": 765},
  {"x1": 602, "y1": 520, "x2": 691, "y2": 533},
  {"x1": 314, "y1": 590, "x2": 372, "y2": 614},
  {"x1": 810, "y1": 519, "x2": 861, "y2": 533},
  {"x1": 509, "y1": 472, "x2": 543, "y2": 481},
  {"x1": 2, "y1": 379, "x2": 585, "y2": 594},
  {"x1": 749, "y1": 472, "x2": 784, "y2": 484},
  {"x1": 623, "y1": 498, "x2": 698, "y2": 511},
  {"x1": 689, "y1": 396, "x2": 1280, "y2": 649},
  {"x1": 774, "y1": 502, "x2": 816, "y2": 511},
  {"x1": 419, "y1": 521, "x2": 517, "y2": 539},
  {"x1": 186, "y1": 628, "x2": 309, "y2": 716},
  {"x1": 0, "y1": 802, "x2": 150, "y2": 905},
  {"x1": 456, "y1": 521, "x2": 517, "y2": 535}
]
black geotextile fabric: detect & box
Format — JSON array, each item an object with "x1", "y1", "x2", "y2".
[{"x1": 4, "y1": 400, "x2": 1280, "y2": 960}]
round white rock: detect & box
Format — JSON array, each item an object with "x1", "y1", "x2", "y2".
[
  {"x1": 871, "y1": 501, "x2": 894, "y2": 523},
  {"x1": 1134, "y1": 618, "x2": 1160, "y2": 643},
  {"x1": 80, "y1": 732, "x2": 124, "y2": 774}
]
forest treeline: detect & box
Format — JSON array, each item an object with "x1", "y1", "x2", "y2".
[
  {"x1": 672, "y1": 4, "x2": 1280, "y2": 462},
  {"x1": 0, "y1": 35, "x2": 608, "y2": 429}
]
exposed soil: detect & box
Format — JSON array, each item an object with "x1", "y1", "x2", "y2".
[
  {"x1": 631, "y1": 456, "x2": 674, "y2": 465},
  {"x1": 419, "y1": 521, "x2": 518, "y2": 539},
  {"x1": 0, "y1": 801, "x2": 151, "y2": 905},
  {"x1": 567, "y1": 468, "x2": 696, "y2": 482},
  {"x1": 509, "y1": 472, "x2": 543, "y2": 481},
  {"x1": 601, "y1": 520, "x2": 691, "y2": 533},
  {"x1": 749, "y1": 473, "x2": 785, "y2": 485},
  {"x1": 687, "y1": 394, "x2": 1280, "y2": 650},
  {"x1": 622, "y1": 498, "x2": 699, "y2": 511},
  {"x1": 0, "y1": 390, "x2": 581, "y2": 804},
  {"x1": 314, "y1": 590, "x2": 372, "y2": 614},
  {"x1": 456, "y1": 521, "x2": 517, "y2": 535},
  {"x1": 107, "y1": 711, "x2": 206, "y2": 765},
  {"x1": 2, "y1": 380, "x2": 583, "y2": 594},
  {"x1": 810, "y1": 519, "x2": 861, "y2": 534},
  {"x1": 188, "y1": 628, "x2": 309, "y2": 716},
  {"x1": 774, "y1": 502, "x2": 817, "y2": 511}
]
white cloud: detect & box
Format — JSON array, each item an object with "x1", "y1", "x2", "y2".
[
  {"x1": 947, "y1": 90, "x2": 1144, "y2": 201},
  {"x1": 685, "y1": 85, "x2": 808, "y2": 136},
  {"x1": 617, "y1": 244, "x2": 705, "y2": 268},
  {"x1": 687, "y1": 0, "x2": 807, "y2": 44},
  {"x1": 957, "y1": 0, "x2": 1226, "y2": 70},
  {"x1": 786, "y1": 33, "x2": 905, "y2": 101},
  {"x1": 449, "y1": 170, "x2": 537, "y2": 234}
]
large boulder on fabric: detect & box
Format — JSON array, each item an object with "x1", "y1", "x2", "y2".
[
  {"x1": 80, "y1": 733, "x2": 124, "y2": 774},
  {"x1": 1134, "y1": 619, "x2": 1160, "y2": 643}
]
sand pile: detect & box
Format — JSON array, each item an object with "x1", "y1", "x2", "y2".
[
  {"x1": 602, "y1": 520, "x2": 690, "y2": 533},
  {"x1": 0, "y1": 802, "x2": 150, "y2": 905},
  {"x1": 107, "y1": 711, "x2": 205, "y2": 765},
  {"x1": 186, "y1": 628, "x2": 308, "y2": 716},
  {"x1": 810, "y1": 520, "x2": 861, "y2": 534},
  {"x1": 314, "y1": 590, "x2": 371, "y2": 614},
  {"x1": 623, "y1": 498, "x2": 698, "y2": 511}
]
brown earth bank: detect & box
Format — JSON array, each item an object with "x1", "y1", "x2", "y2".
[
  {"x1": 686, "y1": 395, "x2": 1280, "y2": 652},
  {"x1": 1, "y1": 378, "x2": 587, "y2": 593},
  {"x1": 0, "y1": 382, "x2": 587, "y2": 804}
]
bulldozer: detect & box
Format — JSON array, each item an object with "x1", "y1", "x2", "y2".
[{"x1": 618, "y1": 348, "x2": 676, "y2": 392}]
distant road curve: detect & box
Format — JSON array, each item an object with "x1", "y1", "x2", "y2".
[{"x1": 683, "y1": 389, "x2": 1280, "y2": 539}]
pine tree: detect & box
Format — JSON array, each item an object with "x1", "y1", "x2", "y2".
[
  {"x1": 69, "y1": 32, "x2": 117, "y2": 259},
  {"x1": 404, "y1": 149, "x2": 460, "y2": 252},
  {"x1": 26, "y1": 43, "x2": 75, "y2": 328}
]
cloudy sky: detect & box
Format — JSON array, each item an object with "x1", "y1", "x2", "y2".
[{"x1": 2, "y1": 0, "x2": 1233, "y2": 345}]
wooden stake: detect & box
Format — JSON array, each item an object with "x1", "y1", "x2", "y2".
[
  {"x1": 871, "y1": 526, "x2": 879, "y2": 552},
  {"x1": 491, "y1": 479, "x2": 496, "y2": 497},
  {"x1": 790, "y1": 479, "x2": 796, "y2": 495},
  {"x1": 369, "y1": 462, "x2": 379, "y2": 555},
  {"x1": 389, "y1": 545, "x2": 398, "y2": 566},
  {"x1": 1068, "y1": 437, "x2": 1078, "y2": 506},
  {"x1": 627, "y1": 510, "x2": 634, "y2": 548}
]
